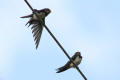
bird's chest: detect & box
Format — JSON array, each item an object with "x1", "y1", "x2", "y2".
[
  {"x1": 70, "y1": 56, "x2": 81, "y2": 67},
  {"x1": 32, "y1": 13, "x2": 46, "y2": 20}
]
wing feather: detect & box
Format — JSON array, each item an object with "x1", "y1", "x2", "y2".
[
  {"x1": 31, "y1": 24, "x2": 38, "y2": 29},
  {"x1": 31, "y1": 23, "x2": 43, "y2": 49}
]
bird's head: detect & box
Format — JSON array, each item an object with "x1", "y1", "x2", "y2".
[
  {"x1": 33, "y1": 8, "x2": 51, "y2": 17},
  {"x1": 76, "y1": 52, "x2": 81, "y2": 55},
  {"x1": 41, "y1": 8, "x2": 51, "y2": 16},
  {"x1": 44, "y1": 8, "x2": 51, "y2": 14}
]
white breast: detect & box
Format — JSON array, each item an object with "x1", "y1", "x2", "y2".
[
  {"x1": 33, "y1": 14, "x2": 38, "y2": 20},
  {"x1": 70, "y1": 56, "x2": 82, "y2": 67},
  {"x1": 33, "y1": 13, "x2": 46, "y2": 20}
]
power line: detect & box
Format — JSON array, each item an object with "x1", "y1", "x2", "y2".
[{"x1": 23, "y1": 0, "x2": 87, "y2": 80}]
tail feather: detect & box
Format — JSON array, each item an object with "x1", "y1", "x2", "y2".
[
  {"x1": 25, "y1": 18, "x2": 33, "y2": 26},
  {"x1": 20, "y1": 14, "x2": 33, "y2": 18},
  {"x1": 56, "y1": 65, "x2": 70, "y2": 73}
]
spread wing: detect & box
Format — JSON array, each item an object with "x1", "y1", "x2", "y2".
[{"x1": 31, "y1": 19, "x2": 44, "y2": 49}]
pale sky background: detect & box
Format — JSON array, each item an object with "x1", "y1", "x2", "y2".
[{"x1": 0, "y1": 0, "x2": 120, "y2": 80}]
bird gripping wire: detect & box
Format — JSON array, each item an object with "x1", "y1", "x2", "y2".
[{"x1": 23, "y1": 0, "x2": 87, "y2": 80}]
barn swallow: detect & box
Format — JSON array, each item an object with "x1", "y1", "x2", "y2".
[
  {"x1": 21, "y1": 8, "x2": 51, "y2": 49},
  {"x1": 56, "y1": 52, "x2": 82, "y2": 73}
]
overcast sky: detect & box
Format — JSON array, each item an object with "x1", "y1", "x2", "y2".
[{"x1": 0, "y1": 0, "x2": 120, "y2": 80}]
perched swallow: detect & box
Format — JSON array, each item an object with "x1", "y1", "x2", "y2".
[
  {"x1": 56, "y1": 52, "x2": 82, "y2": 73},
  {"x1": 21, "y1": 8, "x2": 51, "y2": 49}
]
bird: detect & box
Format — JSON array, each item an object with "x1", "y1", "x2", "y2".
[
  {"x1": 21, "y1": 8, "x2": 51, "y2": 49},
  {"x1": 56, "y1": 52, "x2": 82, "y2": 73}
]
